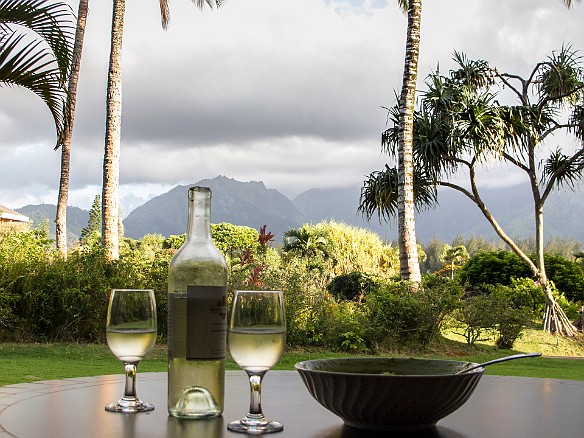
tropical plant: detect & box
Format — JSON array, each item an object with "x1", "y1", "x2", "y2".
[
  {"x1": 283, "y1": 224, "x2": 334, "y2": 272},
  {"x1": 0, "y1": 0, "x2": 74, "y2": 147},
  {"x1": 439, "y1": 49, "x2": 582, "y2": 334},
  {"x1": 362, "y1": 44, "x2": 584, "y2": 336},
  {"x1": 439, "y1": 244, "x2": 469, "y2": 279},
  {"x1": 312, "y1": 221, "x2": 398, "y2": 278}
]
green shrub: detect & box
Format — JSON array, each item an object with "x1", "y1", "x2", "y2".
[
  {"x1": 212, "y1": 223, "x2": 259, "y2": 256},
  {"x1": 327, "y1": 271, "x2": 382, "y2": 301},
  {"x1": 321, "y1": 300, "x2": 368, "y2": 352},
  {"x1": 507, "y1": 278, "x2": 545, "y2": 312},
  {"x1": 365, "y1": 280, "x2": 462, "y2": 348},
  {"x1": 458, "y1": 250, "x2": 584, "y2": 302},
  {"x1": 488, "y1": 284, "x2": 535, "y2": 349},
  {"x1": 455, "y1": 294, "x2": 499, "y2": 347},
  {"x1": 543, "y1": 255, "x2": 584, "y2": 302},
  {"x1": 455, "y1": 283, "x2": 535, "y2": 349},
  {"x1": 458, "y1": 250, "x2": 532, "y2": 288}
]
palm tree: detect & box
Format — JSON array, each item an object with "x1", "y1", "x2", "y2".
[
  {"x1": 102, "y1": 0, "x2": 222, "y2": 261},
  {"x1": 0, "y1": 0, "x2": 74, "y2": 148},
  {"x1": 361, "y1": 0, "x2": 422, "y2": 284},
  {"x1": 395, "y1": 0, "x2": 422, "y2": 284},
  {"x1": 439, "y1": 244, "x2": 469, "y2": 280},
  {"x1": 283, "y1": 225, "x2": 333, "y2": 271},
  {"x1": 55, "y1": 0, "x2": 89, "y2": 256}
]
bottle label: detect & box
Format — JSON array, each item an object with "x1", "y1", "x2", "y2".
[{"x1": 186, "y1": 285, "x2": 227, "y2": 360}]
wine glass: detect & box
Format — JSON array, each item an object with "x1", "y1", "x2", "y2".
[
  {"x1": 105, "y1": 289, "x2": 157, "y2": 413},
  {"x1": 228, "y1": 290, "x2": 286, "y2": 434}
]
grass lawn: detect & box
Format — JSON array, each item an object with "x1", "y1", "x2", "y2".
[{"x1": 1, "y1": 327, "x2": 583, "y2": 386}]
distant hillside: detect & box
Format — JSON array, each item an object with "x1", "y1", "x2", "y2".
[
  {"x1": 15, "y1": 177, "x2": 584, "y2": 245},
  {"x1": 291, "y1": 183, "x2": 584, "y2": 244},
  {"x1": 16, "y1": 204, "x2": 88, "y2": 245},
  {"x1": 123, "y1": 176, "x2": 305, "y2": 240}
]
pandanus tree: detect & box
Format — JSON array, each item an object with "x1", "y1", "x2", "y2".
[
  {"x1": 361, "y1": 47, "x2": 584, "y2": 335},
  {"x1": 102, "y1": 0, "x2": 223, "y2": 261},
  {"x1": 372, "y1": 0, "x2": 580, "y2": 284},
  {"x1": 0, "y1": 0, "x2": 74, "y2": 148}
]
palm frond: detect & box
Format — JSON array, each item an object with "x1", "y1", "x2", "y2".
[
  {"x1": 537, "y1": 45, "x2": 584, "y2": 105},
  {"x1": 568, "y1": 104, "x2": 584, "y2": 140},
  {"x1": 191, "y1": 0, "x2": 222, "y2": 9},
  {"x1": 0, "y1": 0, "x2": 74, "y2": 80},
  {"x1": 358, "y1": 165, "x2": 437, "y2": 222},
  {"x1": 0, "y1": 31, "x2": 66, "y2": 147},
  {"x1": 413, "y1": 107, "x2": 456, "y2": 178},
  {"x1": 381, "y1": 102, "x2": 400, "y2": 156},
  {"x1": 541, "y1": 148, "x2": 584, "y2": 189}
]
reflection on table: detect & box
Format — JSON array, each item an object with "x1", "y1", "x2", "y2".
[{"x1": 0, "y1": 371, "x2": 583, "y2": 437}]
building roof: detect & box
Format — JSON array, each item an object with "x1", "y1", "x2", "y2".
[{"x1": 0, "y1": 204, "x2": 29, "y2": 222}]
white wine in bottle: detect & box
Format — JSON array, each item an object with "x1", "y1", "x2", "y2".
[{"x1": 167, "y1": 186, "x2": 228, "y2": 418}]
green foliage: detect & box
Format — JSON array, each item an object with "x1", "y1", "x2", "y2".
[
  {"x1": 455, "y1": 282, "x2": 536, "y2": 349},
  {"x1": 455, "y1": 294, "x2": 500, "y2": 347},
  {"x1": 458, "y1": 250, "x2": 533, "y2": 288},
  {"x1": 321, "y1": 300, "x2": 368, "y2": 352},
  {"x1": 488, "y1": 284, "x2": 536, "y2": 349},
  {"x1": 506, "y1": 278, "x2": 546, "y2": 312},
  {"x1": 365, "y1": 279, "x2": 462, "y2": 348},
  {"x1": 312, "y1": 221, "x2": 398, "y2": 278},
  {"x1": 542, "y1": 254, "x2": 584, "y2": 301},
  {"x1": 459, "y1": 250, "x2": 584, "y2": 302},
  {"x1": 0, "y1": 228, "x2": 173, "y2": 342},
  {"x1": 211, "y1": 222, "x2": 259, "y2": 255},
  {"x1": 421, "y1": 238, "x2": 445, "y2": 274},
  {"x1": 283, "y1": 224, "x2": 334, "y2": 272},
  {"x1": 327, "y1": 271, "x2": 382, "y2": 301},
  {"x1": 80, "y1": 195, "x2": 101, "y2": 242},
  {"x1": 162, "y1": 234, "x2": 185, "y2": 250},
  {"x1": 2, "y1": 223, "x2": 582, "y2": 350}
]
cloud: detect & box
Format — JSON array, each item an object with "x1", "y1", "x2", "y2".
[{"x1": 1, "y1": 0, "x2": 583, "y2": 215}]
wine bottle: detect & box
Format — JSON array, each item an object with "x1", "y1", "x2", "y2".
[{"x1": 167, "y1": 186, "x2": 228, "y2": 418}]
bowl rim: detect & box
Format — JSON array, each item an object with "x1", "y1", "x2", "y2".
[{"x1": 294, "y1": 357, "x2": 484, "y2": 377}]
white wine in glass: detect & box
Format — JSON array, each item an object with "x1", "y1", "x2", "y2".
[
  {"x1": 105, "y1": 289, "x2": 157, "y2": 413},
  {"x1": 228, "y1": 290, "x2": 285, "y2": 434}
]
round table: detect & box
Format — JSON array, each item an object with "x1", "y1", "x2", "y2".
[{"x1": 0, "y1": 371, "x2": 583, "y2": 437}]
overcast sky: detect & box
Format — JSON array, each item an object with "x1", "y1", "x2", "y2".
[{"x1": 1, "y1": 0, "x2": 583, "y2": 215}]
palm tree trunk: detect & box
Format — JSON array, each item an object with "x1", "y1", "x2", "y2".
[
  {"x1": 102, "y1": 0, "x2": 125, "y2": 261},
  {"x1": 397, "y1": 0, "x2": 422, "y2": 283},
  {"x1": 56, "y1": 0, "x2": 90, "y2": 257}
]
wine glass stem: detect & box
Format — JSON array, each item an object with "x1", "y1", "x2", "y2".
[
  {"x1": 247, "y1": 372, "x2": 266, "y2": 416},
  {"x1": 123, "y1": 362, "x2": 139, "y2": 401}
]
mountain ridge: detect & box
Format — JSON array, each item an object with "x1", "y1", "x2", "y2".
[{"x1": 15, "y1": 176, "x2": 584, "y2": 244}]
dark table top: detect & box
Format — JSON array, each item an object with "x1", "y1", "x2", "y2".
[{"x1": 0, "y1": 371, "x2": 583, "y2": 438}]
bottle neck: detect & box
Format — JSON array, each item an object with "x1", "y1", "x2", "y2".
[{"x1": 186, "y1": 187, "x2": 212, "y2": 241}]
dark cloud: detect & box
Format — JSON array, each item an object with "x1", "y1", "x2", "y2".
[{"x1": 1, "y1": 0, "x2": 582, "y2": 212}]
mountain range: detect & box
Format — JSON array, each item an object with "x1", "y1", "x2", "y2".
[{"x1": 15, "y1": 175, "x2": 584, "y2": 245}]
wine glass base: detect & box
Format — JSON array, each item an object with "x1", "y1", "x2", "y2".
[
  {"x1": 105, "y1": 399, "x2": 154, "y2": 413},
  {"x1": 227, "y1": 420, "x2": 283, "y2": 435}
]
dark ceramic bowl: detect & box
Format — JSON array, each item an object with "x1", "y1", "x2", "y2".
[{"x1": 295, "y1": 357, "x2": 484, "y2": 431}]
